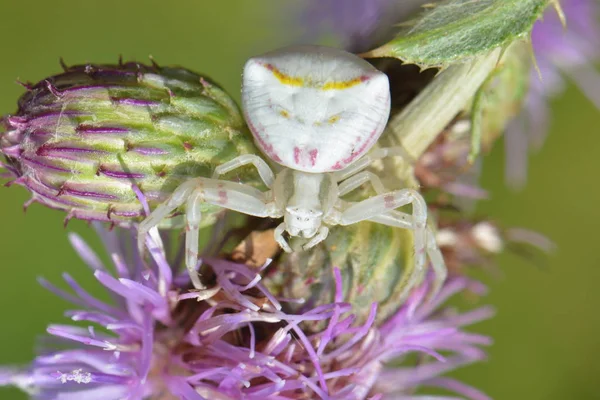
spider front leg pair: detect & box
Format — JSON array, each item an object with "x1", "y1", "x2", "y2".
[
  {"x1": 137, "y1": 155, "x2": 281, "y2": 289},
  {"x1": 332, "y1": 159, "x2": 447, "y2": 297},
  {"x1": 334, "y1": 187, "x2": 447, "y2": 299}
]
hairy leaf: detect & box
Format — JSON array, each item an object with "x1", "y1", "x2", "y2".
[{"x1": 363, "y1": 0, "x2": 554, "y2": 68}]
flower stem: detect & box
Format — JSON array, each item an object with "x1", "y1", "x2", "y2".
[{"x1": 389, "y1": 48, "x2": 502, "y2": 160}]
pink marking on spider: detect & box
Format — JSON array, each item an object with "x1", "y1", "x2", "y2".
[
  {"x1": 218, "y1": 188, "x2": 228, "y2": 205},
  {"x1": 309, "y1": 149, "x2": 318, "y2": 166},
  {"x1": 340, "y1": 128, "x2": 380, "y2": 166},
  {"x1": 186, "y1": 249, "x2": 198, "y2": 257},
  {"x1": 293, "y1": 147, "x2": 301, "y2": 164},
  {"x1": 292, "y1": 147, "x2": 319, "y2": 168},
  {"x1": 327, "y1": 125, "x2": 385, "y2": 171},
  {"x1": 384, "y1": 194, "x2": 396, "y2": 209},
  {"x1": 245, "y1": 112, "x2": 282, "y2": 163}
]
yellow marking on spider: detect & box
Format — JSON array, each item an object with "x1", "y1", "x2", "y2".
[
  {"x1": 265, "y1": 63, "x2": 366, "y2": 90},
  {"x1": 279, "y1": 110, "x2": 290, "y2": 118},
  {"x1": 265, "y1": 64, "x2": 304, "y2": 87},
  {"x1": 327, "y1": 115, "x2": 341, "y2": 124},
  {"x1": 322, "y1": 77, "x2": 364, "y2": 90}
]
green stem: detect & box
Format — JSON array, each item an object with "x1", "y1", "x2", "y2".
[{"x1": 388, "y1": 48, "x2": 502, "y2": 160}]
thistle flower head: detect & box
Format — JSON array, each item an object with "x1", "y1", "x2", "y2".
[
  {"x1": 414, "y1": 122, "x2": 488, "y2": 200},
  {"x1": 1, "y1": 221, "x2": 492, "y2": 399},
  {"x1": 295, "y1": 0, "x2": 424, "y2": 52},
  {"x1": 436, "y1": 218, "x2": 556, "y2": 275},
  {"x1": 0, "y1": 61, "x2": 259, "y2": 226}
]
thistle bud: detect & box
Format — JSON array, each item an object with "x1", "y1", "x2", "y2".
[
  {"x1": 278, "y1": 222, "x2": 415, "y2": 326},
  {"x1": 1, "y1": 62, "x2": 260, "y2": 226}
]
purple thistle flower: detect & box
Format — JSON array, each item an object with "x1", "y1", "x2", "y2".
[
  {"x1": 505, "y1": 0, "x2": 600, "y2": 188},
  {"x1": 415, "y1": 126, "x2": 489, "y2": 200},
  {"x1": 294, "y1": 0, "x2": 425, "y2": 53},
  {"x1": 436, "y1": 219, "x2": 556, "y2": 276},
  {"x1": 0, "y1": 222, "x2": 492, "y2": 399}
]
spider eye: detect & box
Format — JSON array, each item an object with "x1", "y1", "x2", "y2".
[{"x1": 304, "y1": 218, "x2": 309, "y2": 222}]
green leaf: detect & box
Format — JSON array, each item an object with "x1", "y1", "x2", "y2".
[
  {"x1": 363, "y1": 0, "x2": 553, "y2": 68},
  {"x1": 469, "y1": 40, "x2": 532, "y2": 162}
]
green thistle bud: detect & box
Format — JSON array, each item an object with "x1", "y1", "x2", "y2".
[
  {"x1": 278, "y1": 222, "x2": 415, "y2": 326},
  {"x1": 0, "y1": 61, "x2": 260, "y2": 226}
]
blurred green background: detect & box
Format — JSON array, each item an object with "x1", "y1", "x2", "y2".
[{"x1": 0, "y1": 1, "x2": 598, "y2": 399}]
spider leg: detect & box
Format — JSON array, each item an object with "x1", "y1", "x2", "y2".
[
  {"x1": 137, "y1": 178, "x2": 202, "y2": 258},
  {"x1": 139, "y1": 178, "x2": 278, "y2": 289},
  {"x1": 338, "y1": 171, "x2": 386, "y2": 197},
  {"x1": 339, "y1": 188, "x2": 424, "y2": 227},
  {"x1": 426, "y1": 227, "x2": 447, "y2": 299},
  {"x1": 274, "y1": 222, "x2": 292, "y2": 253},
  {"x1": 212, "y1": 154, "x2": 275, "y2": 188},
  {"x1": 367, "y1": 210, "x2": 413, "y2": 229},
  {"x1": 368, "y1": 211, "x2": 447, "y2": 298},
  {"x1": 337, "y1": 171, "x2": 445, "y2": 296},
  {"x1": 338, "y1": 189, "x2": 442, "y2": 299},
  {"x1": 182, "y1": 180, "x2": 276, "y2": 288},
  {"x1": 333, "y1": 146, "x2": 415, "y2": 183},
  {"x1": 185, "y1": 189, "x2": 205, "y2": 289},
  {"x1": 338, "y1": 171, "x2": 413, "y2": 229},
  {"x1": 368, "y1": 213, "x2": 447, "y2": 299},
  {"x1": 302, "y1": 226, "x2": 330, "y2": 250}
]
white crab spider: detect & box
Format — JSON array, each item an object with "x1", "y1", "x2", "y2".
[{"x1": 138, "y1": 45, "x2": 446, "y2": 296}]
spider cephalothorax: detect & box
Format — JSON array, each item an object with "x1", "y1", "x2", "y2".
[{"x1": 138, "y1": 45, "x2": 446, "y2": 296}]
